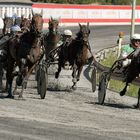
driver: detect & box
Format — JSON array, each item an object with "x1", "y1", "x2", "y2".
[
  {"x1": 10, "y1": 24, "x2": 22, "y2": 34},
  {"x1": 121, "y1": 33, "x2": 140, "y2": 67},
  {"x1": 61, "y1": 29, "x2": 73, "y2": 61}
]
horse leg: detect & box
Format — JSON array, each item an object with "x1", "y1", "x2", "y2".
[
  {"x1": 0, "y1": 63, "x2": 3, "y2": 91},
  {"x1": 134, "y1": 88, "x2": 140, "y2": 109},
  {"x1": 76, "y1": 65, "x2": 83, "y2": 81},
  {"x1": 55, "y1": 59, "x2": 62, "y2": 79},
  {"x1": 13, "y1": 84, "x2": 18, "y2": 95},
  {"x1": 72, "y1": 63, "x2": 78, "y2": 90},
  {"x1": 120, "y1": 82, "x2": 129, "y2": 96},
  {"x1": 18, "y1": 64, "x2": 37, "y2": 98},
  {"x1": 18, "y1": 68, "x2": 28, "y2": 99},
  {"x1": 6, "y1": 61, "x2": 15, "y2": 98}
]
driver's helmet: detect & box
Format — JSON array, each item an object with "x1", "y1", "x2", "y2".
[
  {"x1": 64, "y1": 29, "x2": 72, "y2": 36},
  {"x1": 131, "y1": 34, "x2": 140, "y2": 48},
  {"x1": 131, "y1": 34, "x2": 140, "y2": 40},
  {"x1": 11, "y1": 25, "x2": 21, "y2": 33}
]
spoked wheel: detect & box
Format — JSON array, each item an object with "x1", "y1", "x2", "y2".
[
  {"x1": 37, "y1": 63, "x2": 48, "y2": 99},
  {"x1": 91, "y1": 67, "x2": 96, "y2": 92},
  {"x1": 98, "y1": 73, "x2": 108, "y2": 105}
]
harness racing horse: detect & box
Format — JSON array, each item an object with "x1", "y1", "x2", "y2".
[
  {"x1": 20, "y1": 15, "x2": 32, "y2": 32},
  {"x1": 44, "y1": 17, "x2": 61, "y2": 61},
  {"x1": 0, "y1": 16, "x2": 14, "y2": 91},
  {"x1": 119, "y1": 49, "x2": 140, "y2": 108},
  {"x1": 2, "y1": 16, "x2": 14, "y2": 35},
  {"x1": 0, "y1": 15, "x2": 32, "y2": 92},
  {"x1": 6, "y1": 12, "x2": 44, "y2": 98},
  {"x1": 55, "y1": 23, "x2": 90, "y2": 89}
]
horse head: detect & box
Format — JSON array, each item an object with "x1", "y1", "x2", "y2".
[
  {"x1": 14, "y1": 17, "x2": 22, "y2": 26},
  {"x1": 20, "y1": 17, "x2": 31, "y2": 32},
  {"x1": 31, "y1": 12, "x2": 43, "y2": 34},
  {"x1": 27, "y1": 34, "x2": 44, "y2": 64},
  {"x1": 48, "y1": 17, "x2": 59, "y2": 35},
  {"x1": 3, "y1": 16, "x2": 14, "y2": 35},
  {"x1": 77, "y1": 23, "x2": 90, "y2": 42}
]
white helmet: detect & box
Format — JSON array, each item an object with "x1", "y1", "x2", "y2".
[
  {"x1": 64, "y1": 29, "x2": 72, "y2": 36},
  {"x1": 11, "y1": 25, "x2": 21, "y2": 32},
  {"x1": 131, "y1": 34, "x2": 140, "y2": 40}
]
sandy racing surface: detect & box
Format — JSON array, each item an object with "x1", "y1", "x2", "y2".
[
  {"x1": 0, "y1": 26, "x2": 140, "y2": 140},
  {"x1": 0, "y1": 66, "x2": 140, "y2": 140}
]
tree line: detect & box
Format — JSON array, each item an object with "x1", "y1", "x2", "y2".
[{"x1": 32, "y1": 0, "x2": 140, "y2": 5}]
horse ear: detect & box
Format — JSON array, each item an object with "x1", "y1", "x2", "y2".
[
  {"x1": 87, "y1": 22, "x2": 89, "y2": 29},
  {"x1": 32, "y1": 10, "x2": 34, "y2": 17},
  {"x1": 40, "y1": 9, "x2": 43, "y2": 17},
  {"x1": 51, "y1": 16, "x2": 53, "y2": 21},
  {"x1": 21, "y1": 15, "x2": 24, "y2": 20},
  {"x1": 29, "y1": 14, "x2": 32, "y2": 20},
  {"x1": 79, "y1": 23, "x2": 82, "y2": 29},
  {"x1": 4, "y1": 13, "x2": 7, "y2": 18}
]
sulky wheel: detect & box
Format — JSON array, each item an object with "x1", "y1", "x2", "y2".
[
  {"x1": 98, "y1": 73, "x2": 107, "y2": 105},
  {"x1": 37, "y1": 63, "x2": 48, "y2": 99},
  {"x1": 91, "y1": 67, "x2": 96, "y2": 92}
]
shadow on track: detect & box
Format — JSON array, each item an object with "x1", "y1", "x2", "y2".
[{"x1": 86, "y1": 101, "x2": 134, "y2": 109}]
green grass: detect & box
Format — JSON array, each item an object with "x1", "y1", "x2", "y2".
[
  {"x1": 99, "y1": 51, "x2": 138, "y2": 98},
  {"x1": 100, "y1": 52, "x2": 117, "y2": 67}
]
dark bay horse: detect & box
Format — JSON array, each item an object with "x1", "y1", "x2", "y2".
[
  {"x1": 20, "y1": 15, "x2": 32, "y2": 32},
  {"x1": 2, "y1": 16, "x2": 14, "y2": 35},
  {"x1": 3, "y1": 15, "x2": 31, "y2": 35},
  {"x1": 6, "y1": 13, "x2": 44, "y2": 98},
  {"x1": 0, "y1": 14, "x2": 32, "y2": 92},
  {"x1": 55, "y1": 23, "x2": 90, "y2": 89},
  {"x1": 0, "y1": 16, "x2": 14, "y2": 91},
  {"x1": 119, "y1": 49, "x2": 140, "y2": 108},
  {"x1": 44, "y1": 17, "x2": 61, "y2": 60}
]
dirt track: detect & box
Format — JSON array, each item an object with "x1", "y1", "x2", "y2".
[{"x1": 0, "y1": 65, "x2": 140, "y2": 140}]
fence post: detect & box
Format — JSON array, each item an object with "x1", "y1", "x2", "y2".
[
  {"x1": 117, "y1": 32, "x2": 124, "y2": 59},
  {"x1": 131, "y1": 0, "x2": 136, "y2": 38}
]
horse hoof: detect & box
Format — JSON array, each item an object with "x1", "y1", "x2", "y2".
[
  {"x1": 72, "y1": 86, "x2": 77, "y2": 90},
  {"x1": 5, "y1": 94, "x2": 14, "y2": 99},
  {"x1": 18, "y1": 95, "x2": 25, "y2": 100},
  {"x1": 120, "y1": 91, "x2": 125, "y2": 96},
  {"x1": 77, "y1": 78, "x2": 80, "y2": 81},
  {"x1": 133, "y1": 104, "x2": 140, "y2": 109}
]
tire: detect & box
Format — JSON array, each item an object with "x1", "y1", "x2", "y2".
[
  {"x1": 98, "y1": 74, "x2": 107, "y2": 105},
  {"x1": 91, "y1": 67, "x2": 96, "y2": 92},
  {"x1": 37, "y1": 65, "x2": 48, "y2": 99}
]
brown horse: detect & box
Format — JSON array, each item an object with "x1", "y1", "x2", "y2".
[
  {"x1": 0, "y1": 16, "x2": 14, "y2": 91},
  {"x1": 55, "y1": 23, "x2": 90, "y2": 89},
  {"x1": 119, "y1": 49, "x2": 140, "y2": 108},
  {"x1": 44, "y1": 17, "x2": 61, "y2": 60},
  {"x1": 6, "y1": 12, "x2": 44, "y2": 98},
  {"x1": 0, "y1": 15, "x2": 32, "y2": 92},
  {"x1": 20, "y1": 15, "x2": 32, "y2": 32},
  {"x1": 2, "y1": 16, "x2": 14, "y2": 35}
]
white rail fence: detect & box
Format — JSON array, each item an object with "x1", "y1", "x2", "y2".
[
  {"x1": 0, "y1": 3, "x2": 140, "y2": 26},
  {"x1": 0, "y1": 3, "x2": 32, "y2": 18}
]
